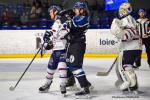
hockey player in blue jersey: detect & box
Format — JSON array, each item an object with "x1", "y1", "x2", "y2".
[
  {"x1": 39, "y1": 5, "x2": 68, "y2": 96},
  {"x1": 62, "y1": 2, "x2": 92, "y2": 98}
]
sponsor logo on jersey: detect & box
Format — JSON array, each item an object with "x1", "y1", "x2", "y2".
[{"x1": 69, "y1": 55, "x2": 75, "y2": 63}]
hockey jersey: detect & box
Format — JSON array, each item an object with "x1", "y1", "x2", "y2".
[
  {"x1": 64, "y1": 15, "x2": 90, "y2": 43},
  {"x1": 111, "y1": 15, "x2": 142, "y2": 51},
  {"x1": 50, "y1": 19, "x2": 67, "y2": 50}
]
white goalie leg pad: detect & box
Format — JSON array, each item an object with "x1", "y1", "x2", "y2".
[
  {"x1": 58, "y1": 62, "x2": 67, "y2": 86},
  {"x1": 116, "y1": 52, "x2": 130, "y2": 90},
  {"x1": 124, "y1": 65, "x2": 137, "y2": 87},
  {"x1": 115, "y1": 60, "x2": 123, "y2": 88},
  {"x1": 119, "y1": 81, "x2": 130, "y2": 90},
  {"x1": 115, "y1": 60, "x2": 124, "y2": 88}
]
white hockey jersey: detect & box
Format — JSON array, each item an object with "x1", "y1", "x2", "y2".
[
  {"x1": 111, "y1": 15, "x2": 142, "y2": 51},
  {"x1": 50, "y1": 19, "x2": 67, "y2": 50}
]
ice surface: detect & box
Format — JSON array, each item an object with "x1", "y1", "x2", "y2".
[{"x1": 0, "y1": 58, "x2": 150, "y2": 100}]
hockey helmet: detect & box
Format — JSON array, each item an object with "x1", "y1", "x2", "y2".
[
  {"x1": 48, "y1": 5, "x2": 61, "y2": 13},
  {"x1": 138, "y1": 9, "x2": 146, "y2": 13},
  {"x1": 73, "y1": 2, "x2": 87, "y2": 9},
  {"x1": 119, "y1": 2, "x2": 132, "y2": 18}
]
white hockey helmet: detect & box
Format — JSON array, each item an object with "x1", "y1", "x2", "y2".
[{"x1": 119, "y1": 2, "x2": 132, "y2": 18}]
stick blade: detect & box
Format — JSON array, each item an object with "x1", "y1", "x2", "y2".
[
  {"x1": 9, "y1": 86, "x2": 15, "y2": 91},
  {"x1": 96, "y1": 72, "x2": 108, "y2": 76}
]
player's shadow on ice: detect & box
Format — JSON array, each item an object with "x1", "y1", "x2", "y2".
[
  {"x1": 138, "y1": 87, "x2": 150, "y2": 97},
  {"x1": 89, "y1": 87, "x2": 150, "y2": 99}
]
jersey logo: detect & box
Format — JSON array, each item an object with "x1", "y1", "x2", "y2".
[{"x1": 69, "y1": 55, "x2": 75, "y2": 63}]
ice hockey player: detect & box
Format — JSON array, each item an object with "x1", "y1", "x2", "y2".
[
  {"x1": 62, "y1": 2, "x2": 92, "y2": 99},
  {"x1": 39, "y1": 5, "x2": 68, "y2": 96},
  {"x1": 110, "y1": 2, "x2": 142, "y2": 94}
]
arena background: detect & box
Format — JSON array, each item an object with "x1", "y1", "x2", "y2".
[{"x1": 0, "y1": 0, "x2": 149, "y2": 58}]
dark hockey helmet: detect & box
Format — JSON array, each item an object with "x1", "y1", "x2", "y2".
[
  {"x1": 73, "y1": 2, "x2": 87, "y2": 9},
  {"x1": 138, "y1": 9, "x2": 146, "y2": 14},
  {"x1": 48, "y1": 5, "x2": 61, "y2": 13}
]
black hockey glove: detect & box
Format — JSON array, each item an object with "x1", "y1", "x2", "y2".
[
  {"x1": 44, "y1": 41, "x2": 53, "y2": 50},
  {"x1": 59, "y1": 9, "x2": 75, "y2": 23},
  {"x1": 59, "y1": 9, "x2": 74, "y2": 18},
  {"x1": 43, "y1": 31, "x2": 53, "y2": 43}
]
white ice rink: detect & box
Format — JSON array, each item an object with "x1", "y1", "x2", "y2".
[{"x1": 0, "y1": 58, "x2": 150, "y2": 100}]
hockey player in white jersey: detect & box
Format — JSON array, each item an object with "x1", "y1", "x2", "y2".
[
  {"x1": 110, "y1": 2, "x2": 142, "y2": 93},
  {"x1": 39, "y1": 5, "x2": 68, "y2": 96}
]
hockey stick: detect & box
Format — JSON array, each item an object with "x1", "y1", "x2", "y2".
[
  {"x1": 9, "y1": 43, "x2": 44, "y2": 91},
  {"x1": 40, "y1": 43, "x2": 47, "y2": 58},
  {"x1": 40, "y1": 30, "x2": 50, "y2": 58},
  {"x1": 96, "y1": 57, "x2": 118, "y2": 76}
]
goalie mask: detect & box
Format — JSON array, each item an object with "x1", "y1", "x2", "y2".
[{"x1": 119, "y1": 3, "x2": 132, "y2": 18}]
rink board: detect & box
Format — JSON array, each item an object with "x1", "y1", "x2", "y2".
[
  {"x1": 0, "y1": 29, "x2": 146, "y2": 58},
  {"x1": 0, "y1": 53, "x2": 147, "y2": 59}
]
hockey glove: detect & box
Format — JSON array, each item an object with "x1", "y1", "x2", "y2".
[
  {"x1": 59, "y1": 9, "x2": 75, "y2": 23},
  {"x1": 43, "y1": 31, "x2": 53, "y2": 43},
  {"x1": 44, "y1": 41, "x2": 53, "y2": 50}
]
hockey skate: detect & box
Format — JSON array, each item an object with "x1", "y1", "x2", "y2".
[
  {"x1": 133, "y1": 65, "x2": 140, "y2": 70},
  {"x1": 129, "y1": 84, "x2": 139, "y2": 95},
  {"x1": 75, "y1": 87, "x2": 91, "y2": 99},
  {"x1": 60, "y1": 85, "x2": 67, "y2": 97},
  {"x1": 122, "y1": 84, "x2": 139, "y2": 95},
  {"x1": 39, "y1": 81, "x2": 52, "y2": 93}
]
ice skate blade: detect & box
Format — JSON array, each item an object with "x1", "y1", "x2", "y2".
[
  {"x1": 132, "y1": 91, "x2": 139, "y2": 95},
  {"x1": 75, "y1": 94, "x2": 91, "y2": 99},
  {"x1": 39, "y1": 90, "x2": 49, "y2": 93},
  {"x1": 122, "y1": 91, "x2": 139, "y2": 95}
]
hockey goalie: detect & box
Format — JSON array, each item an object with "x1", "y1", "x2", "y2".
[{"x1": 110, "y1": 3, "x2": 142, "y2": 93}]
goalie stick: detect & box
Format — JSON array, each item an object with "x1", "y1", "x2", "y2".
[
  {"x1": 96, "y1": 57, "x2": 118, "y2": 76},
  {"x1": 97, "y1": 18, "x2": 143, "y2": 76}
]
